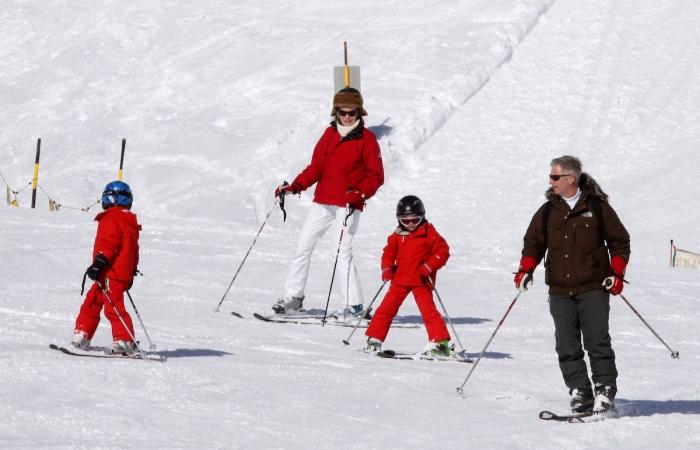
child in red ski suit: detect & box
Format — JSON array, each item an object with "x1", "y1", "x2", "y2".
[
  {"x1": 71, "y1": 181, "x2": 141, "y2": 354},
  {"x1": 365, "y1": 195, "x2": 451, "y2": 355}
]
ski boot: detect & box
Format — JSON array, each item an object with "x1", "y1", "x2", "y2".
[
  {"x1": 366, "y1": 337, "x2": 383, "y2": 353},
  {"x1": 70, "y1": 330, "x2": 91, "y2": 350},
  {"x1": 422, "y1": 340, "x2": 451, "y2": 357},
  {"x1": 569, "y1": 386, "x2": 594, "y2": 413},
  {"x1": 593, "y1": 384, "x2": 616, "y2": 413},
  {"x1": 339, "y1": 304, "x2": 371, "y2": 321},
  {"x1": 272, "y1": 295, "x2": 304, "y2": 314},
  {"x1": 109, "y1": 340, "x2": 136, "y2": 355}
]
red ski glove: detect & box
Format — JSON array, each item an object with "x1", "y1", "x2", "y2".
[
  {"x1": 419, "y1": 263, "x2": 432, "y2": 279},
  {"x1": 603, "y1": 255, "x2": 627, "y2": 296},
  {"x1": 514, "y1": 256, "x2": 537, "y2": 291},
  {"x1": 381, "y1": 267, "x2": 394, "y2": 282},
  {"x1": 344, "y1": 189, "x2": 365, "y2": 208}
]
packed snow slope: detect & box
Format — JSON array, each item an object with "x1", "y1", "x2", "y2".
[{"x1": 2, "y1": 0, "x2": 700, "y2": 448}]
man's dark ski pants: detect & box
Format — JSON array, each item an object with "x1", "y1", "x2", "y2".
[{"x1": 549, "y1": 289, "x2": 617, "y2": 390}]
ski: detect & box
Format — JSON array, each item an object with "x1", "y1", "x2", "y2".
[
  {"x1": 374, "y1": 349, "x2": 473, "y2": 363},
  {"x1": 539, "y1": 409, "x2": 614, "y2": 423},
  {"x1": 253, "y1": 312, "x2": 420, "y2": 329},
  {"x1": 539, "y1": 410, "x2": 594, "y2": 422},
  {"x1": 49, "y1": 344, "x2": 166, "y2": 362}
]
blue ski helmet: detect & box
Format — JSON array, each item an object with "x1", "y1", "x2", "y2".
[{"x1": 101, "y1": 180, "x2": 133, "y2": 210}]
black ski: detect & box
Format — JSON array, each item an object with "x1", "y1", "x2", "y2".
[
  {"x1": 375, "y1": 349, "x2": 473, "y2": 363},
  {"x1": 540, "y1": 411, "x2": 613, "y2": 423},
  {"x1": 49, "y1": 344, "x2": 165, "y2": 362}
]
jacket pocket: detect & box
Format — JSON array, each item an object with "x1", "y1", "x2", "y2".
[{"x1": 574, "y1": 218, "x2": 601, "y2": 250}]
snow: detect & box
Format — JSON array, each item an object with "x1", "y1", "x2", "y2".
[{"x1": 1, "y1": 0, "x2": 700, "y2": 448}]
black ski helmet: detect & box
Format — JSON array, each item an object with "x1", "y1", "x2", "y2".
[{"x1": 396, "y1": 195, "x2": 425, "y2": 218}]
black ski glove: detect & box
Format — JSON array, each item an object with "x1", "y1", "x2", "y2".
[
  {"x1": 128, "y1": 268, "x2": 141, "y2": 289},
  {"x1": 86, "y1": 254, "x2": 109, "y2": 281}
]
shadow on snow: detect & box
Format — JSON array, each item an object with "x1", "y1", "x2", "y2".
[
  {"x1": 616, "y1": 399, "x2": 700, "y2": 417},
  {"x1": 368, "y1": 119, "x2": 393, "y2": 140},
  {"x1": 392, "y1": 315, "x2": 491, "y2": 325},
  {"x1": 157, "y1": 348, "x2": 233, "y2": 358}
]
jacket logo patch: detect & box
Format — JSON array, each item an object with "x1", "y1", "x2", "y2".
[{"x1": 582, "y1": 211, "x2": 593, "y2": 218}]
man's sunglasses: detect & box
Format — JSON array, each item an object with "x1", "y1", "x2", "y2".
[
  {"x1": 336, "y1": 109, "x2": 359, "y2": 117},
  {"x1": 399, "y1": 216, "x2": 422, "y2": 226},
  {"x1": 549, "y1": 174, "x2": 573, "y2": 181}
]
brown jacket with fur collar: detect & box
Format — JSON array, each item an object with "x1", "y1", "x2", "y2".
[{"x1": 521, "y1": 173, "x2": 630, "y2": 296}]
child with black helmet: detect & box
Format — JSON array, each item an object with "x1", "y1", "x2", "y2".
[
  {"x1": 70, "y1": 181, "x2": 142, "y2": 355},
  {"x1": 365, "y1": 195, "x2": 452, "y2": 356}
]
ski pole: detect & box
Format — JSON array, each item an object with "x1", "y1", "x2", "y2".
[
  {"x1": 430, "y1": 282, "x2": 467, "y2": 354},
  {"x1": 456, "y1": 290, "x2": 522, "y2": 395},
  {"x1": 342, "y1": 281, "x2": 387, "y2": 345},
  {"x1": 619, "y1": 292, "x2": 679, "y2": 359},
  {"x1": 97, "y1": 281, "x2": 147, "y2": 357},
  {"x1": 126, "y1": 290, "x2": 156, "y2": 351},
  {"x1": 322, "y1": 205, "x2": 355, "y2": 326},
  {"x1": 215, "y1": 197, "x2": 280, "y2": 312}
]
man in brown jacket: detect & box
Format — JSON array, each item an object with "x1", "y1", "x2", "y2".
[{"x1": 514, "y1": 156, "x2": 630, "y2": 415}]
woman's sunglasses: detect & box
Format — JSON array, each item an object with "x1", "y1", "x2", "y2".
[{"x1": 336, "y1": 109, "x2": 359, "y2": 117}]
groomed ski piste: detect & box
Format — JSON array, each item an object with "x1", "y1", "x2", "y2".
[{"x1": 2, "y1": 0, "x2": 700, "y2": 448}]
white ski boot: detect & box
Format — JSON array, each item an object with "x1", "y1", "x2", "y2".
[
  {"x1": 272, "y1": 295, "x2": 304, "y2": 314},
  {"x1": 70, "y1": 330, "x2": 91, "y2": 350},
  {"x1": 366, "y1": 337, "x2": 383, "y2": 353},
  {"x1": 109, "y1": 340, "x2": 136, "y2": 355}
]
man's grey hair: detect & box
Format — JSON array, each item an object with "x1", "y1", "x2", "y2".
[{"x1": 551, "y1": 155, "x2": 582, "y2": 180}]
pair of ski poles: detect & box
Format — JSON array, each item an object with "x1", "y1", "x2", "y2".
[
  {"x1": 456, "y1": 287, "x2": 680, "y2": 395},
  {"x1": 215, "y1": 193, "x2": 353, "y2": 321},
  {"x1": 96, "y1": 282, "x2": 157, "y2": 356},
  {"x1": 341, "y1": 278, "x2": 469, "y2": 356}
]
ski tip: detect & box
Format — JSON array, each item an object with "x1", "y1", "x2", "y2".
[
  {"x1": 539, "y1": 411, "x2": 556, "y2": 420},
  {"x1": 230, "y1": 311, "x2": 244, "y2": 318}
]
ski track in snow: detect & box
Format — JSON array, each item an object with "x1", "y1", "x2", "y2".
[{"x1": 2, "y1": 0, "x2": 700, "y2": 448}]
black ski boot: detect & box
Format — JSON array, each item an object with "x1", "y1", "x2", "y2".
[
  {"x1": 569, "y1": 386, "x2": 594, "y2": 413},
  {"x1": 593, "y1": 384, "x2": 617, "y2": 413}
]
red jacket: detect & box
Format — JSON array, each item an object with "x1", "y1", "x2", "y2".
[
  {"x1": 381, "y1": 222, "x2": 450, "y2": 287},
  {"x1": 92, "y1": 207, "x2": 141, "y2": 283},
  {"x1": 293, "y1": 121, "x2": 384, "y2": 210}
]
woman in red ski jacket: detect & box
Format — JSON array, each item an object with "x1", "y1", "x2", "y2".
[
  {"x1": 366, "y1": 196, "x2": 452, "y2": 356},
  {"x1": 292, "y1": 119, "x2": 384, "y2": 211},
  {"x1": 272, "y1": 87, "x2": 384, "y2": 317},
  {"x1": 71, "y1": 181, "x2": 141, "y2": 355}
]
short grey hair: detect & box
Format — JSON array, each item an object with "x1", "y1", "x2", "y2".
[{"x1": 551, "y1": 155, "x2": 582, "y2": 180}]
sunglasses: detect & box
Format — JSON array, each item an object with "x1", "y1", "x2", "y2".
[
  {"x1": 549, "y1": 174, "x2": 573, "y2": 181},
  {"x1": 399, "y1": 216, "x2": 422, "y2": 226},
  {"x1": 336, "y1": 109, "x2": 359, "y2": 117}
]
